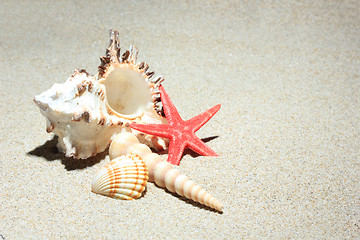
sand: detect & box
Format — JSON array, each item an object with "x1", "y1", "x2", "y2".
[{"x1": 1, "y1": 1, "x2": 359, "y2": 239}]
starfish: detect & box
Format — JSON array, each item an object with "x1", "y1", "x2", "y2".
[{"x1": 130, "y1": 85, "x2": 220, "y2": 165}]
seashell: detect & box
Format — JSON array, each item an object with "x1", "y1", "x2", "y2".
[
  {"x1": 91, "y1": 154, "x2": 148, "y2": 200},
  {"x1": 109, "y1": 132, "x2": 223, "y2": 211},
  {"x1": 33, "y1": 30, "x2": 168, "y2": 159}
]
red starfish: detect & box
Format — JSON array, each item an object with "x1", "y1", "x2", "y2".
[{"x1": 130, "y1": 85, "x2": 220, "y2": 165}]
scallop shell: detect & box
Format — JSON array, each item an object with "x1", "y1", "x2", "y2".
[
  {"x1": 91, "y1": 154, "x2": 148, "y2": 200},
  {"x1": 109, "y1": 132, "x2": 223, "y2": 211},
  {"x1": 33, "y1": 30, "x2": 168, "y2": 159}
]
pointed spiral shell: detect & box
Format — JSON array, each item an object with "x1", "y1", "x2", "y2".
[
  {"x1": 109, "y1": 132, "x2": 223, "y2": 211},
  {"x1": 92, "y1": 154, "x2": 148, "y2": 200}
]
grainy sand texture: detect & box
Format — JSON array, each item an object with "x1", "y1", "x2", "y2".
[{"x1": 1, "y1": 1, "x2": 359, "y2": 239}]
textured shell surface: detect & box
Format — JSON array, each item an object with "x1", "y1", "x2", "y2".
[
  {"x1": 109, "y1": 132, "x2": 224, "y2": 211},
  {"x1": 34, "y1": 30, "x2": 168, "y2": 159},
  {"x1": 91, "y1": 154, "x2": 148, "y2": 200}
]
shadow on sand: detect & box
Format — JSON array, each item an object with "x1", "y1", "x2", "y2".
[
  {"x1": 28, "y1": 135, "x2": 218, "y2": 170},
  {"x1": 27, "y1": 136, "x2": 107, "y2": 171}
]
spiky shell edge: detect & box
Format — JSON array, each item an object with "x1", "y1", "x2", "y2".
[{"x1": 98, "y1": 30, "x2": 165, "y2": 117}]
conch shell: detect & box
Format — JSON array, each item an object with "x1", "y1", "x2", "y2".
[
  {"x1": 33, "y1": 30, "x2": 168, "y2": 159},
  {"x1": 109, "y1": 132, "x2": 223, "y2": 211},
  {"x1": 91, "y1": 154, "x2": 148, "y2": 200}
]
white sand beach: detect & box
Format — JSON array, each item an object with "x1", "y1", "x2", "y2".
[{"x1": 1, "y1": 1, "x2": 359, "y2": 238}]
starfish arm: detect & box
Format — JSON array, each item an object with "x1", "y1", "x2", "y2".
[
  {"x1": 167, "y1": 137, "x2": 187, "y2": 165},
  {"x1": 186, "y1": 104, "x2": 221, "y2": 132},
  {"x1": 187, "y1": 135, "x2": 218, "y2": 157},
  {"x1": 159, "y1": 85, "x2": 183, "y2": 124},
  {"x1": 130, "y1": 123, "x2": 173, "y2": 138}
]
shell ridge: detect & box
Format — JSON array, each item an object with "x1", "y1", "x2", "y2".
[
  {"x1": 34, "y1": 30, "x2": 168, "y2": 159},
  {"x1": 91, "y1": 153, "x2": 148, "y2": 200},
  {"x1": 108, "y1": 133, "x2": 223, "y2": 211}
]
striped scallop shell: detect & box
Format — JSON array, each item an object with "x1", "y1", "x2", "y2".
[
  {"x1": 91, "y1": 154, "x2": 148, "y2": 200},
  {"x1": 109, "y1": 132, "x2": 223, "y2": 211}
]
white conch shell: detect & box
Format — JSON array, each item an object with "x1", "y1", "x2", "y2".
[
  {"x1": 91, "y1": 154, "x2": 148, "y2": 200},
  {"x1": 34, "y1": 30, "x2": 168, "y2": 159},
  {"x1": 109, "y1": 132, "x2": 223, "y2": 211}
]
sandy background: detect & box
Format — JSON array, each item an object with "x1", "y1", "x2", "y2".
[{"x1": 1, "y1": 1, "x2": 359, "y2": 239}]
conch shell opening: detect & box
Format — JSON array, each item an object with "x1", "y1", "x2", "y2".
[
  {"x1": 33, "y1": 30, "x2": 168, "y2": 159},
  {"x1": 99, "y1": 65, "x2": 154, "y2": 117}
]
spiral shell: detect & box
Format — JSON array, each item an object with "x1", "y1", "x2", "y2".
[
  {"x1": 33, "y1": 30, "x2": 168, "y2": 159},
  {"x1": 109, "y1": 132, "x2": 223, "y2": 211},
  {"x1": 91, "y1": 154, "x2": 148, "y2": 200}
]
